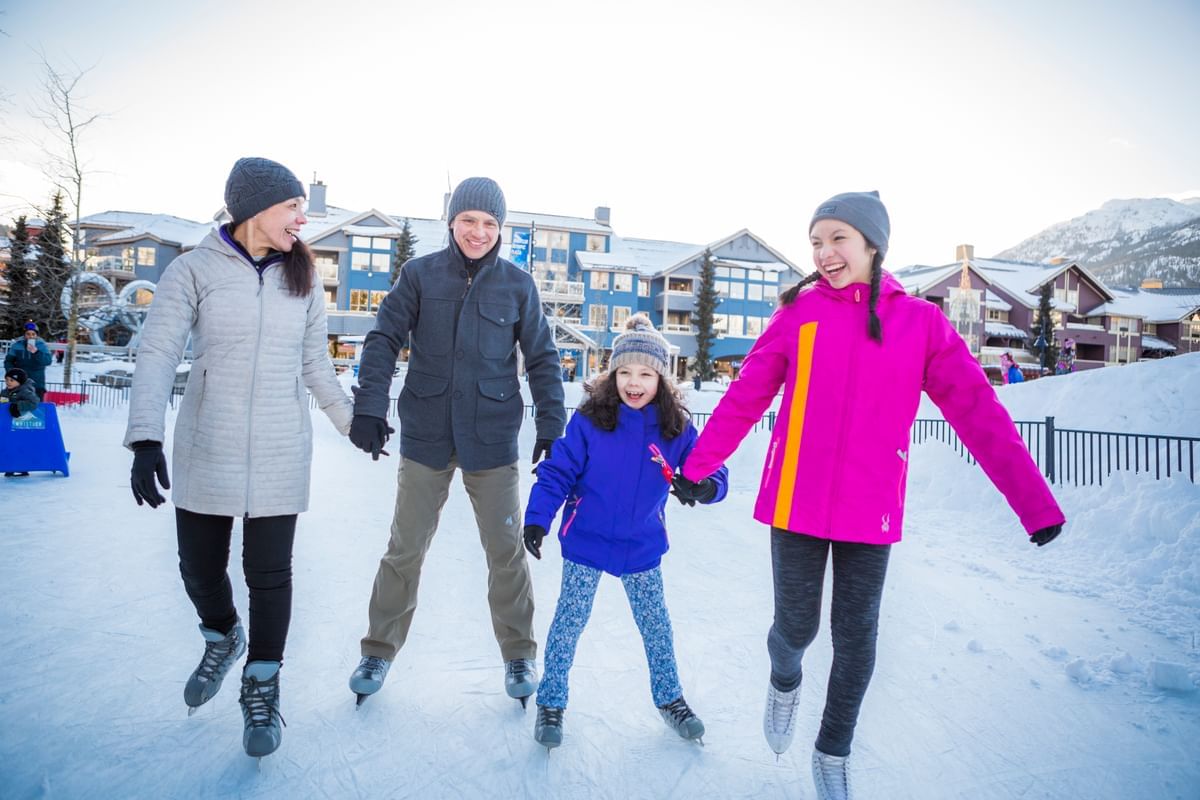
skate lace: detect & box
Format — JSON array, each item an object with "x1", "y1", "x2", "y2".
[
  {"x1": 196, "y1": 630, "x2": 241, "y2": 684},
  {"x1": 537, "y1": 706, "x2": 564, "y2": 727},
  {"x1": 813, "y1": 751, "x2": 851, "y2": 800},
  {"x1": 242, "y1": 673, "x2": 287, "y2": 730},
  {"x1": 768, "y1": 687, "x2": 798, "y2": 735},
  {"x1": 359, "y1": 656, "x2": 389, "y2": 679},
  {"x1": 505, "y1": 658, "x2": 534, "y2": 681},
  {"x1": 659, "y1": 697, "x2": 696, "y2": 725}
]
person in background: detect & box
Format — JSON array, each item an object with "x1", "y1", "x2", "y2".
[
  {"x1": 1055, "y1": 338, "x2": 1076, "y2": 375},
  {"x1": 125, "y1": 157, "x2": 353, "y2": 760},
  {"x1": 523, "y1": 315, "x2": 728, "y2": 750},
  {"x1": 999, "y1": 351, "x2": 1024, "y2": 384},
  {"x1": 5, "y1": 322, "x2": 53, "y2": 400},
  {"x1": 673, "y1": 191, "x2": 1065, "y2": 800},
  {"x1": 346, "y1": 177, "x2": 565, "y2": 710},
  {"x1": 3, "y1": 367, "x2": 40, "y2": 477}
]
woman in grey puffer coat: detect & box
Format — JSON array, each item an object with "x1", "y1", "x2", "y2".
[{"x1": 124, "y1": 157, "x2": 352, "y2": 759}]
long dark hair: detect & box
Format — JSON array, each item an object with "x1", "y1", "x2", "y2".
[
  {"x1": 578, "y1": 370, "x2": 690, "y2": 440},
  {"x1": 779, "y1": 252, "x2": 884, "y2": 342},
  {"x1": 280, "y1": 238, "x2": 316, "y2": 298}
]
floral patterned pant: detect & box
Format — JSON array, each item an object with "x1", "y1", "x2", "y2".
[{"x1": 536, "y1": 560, "x2": 683, "y2": 709}]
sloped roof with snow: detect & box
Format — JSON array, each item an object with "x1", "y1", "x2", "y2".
[
  {"x1": 1090, "y1": 286, "x2": 1200, "y2": 322},
  {"x1": 92, "y1": 215, "x2": 213, "y2": 248},
  {"x1": 506, "y1": 211, "x2": 612, "y2": 235}
]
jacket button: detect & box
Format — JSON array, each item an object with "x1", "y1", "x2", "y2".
[{"x1": 453, "y1": 390, "x2": 462, "y2": 399}]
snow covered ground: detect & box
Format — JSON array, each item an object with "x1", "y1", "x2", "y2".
[{"x1": 2, "y1": 355, "x2": 1198, "y2": 799}]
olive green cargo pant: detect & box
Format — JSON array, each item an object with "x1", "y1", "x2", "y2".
[{"x1": 360, "y1": 456, "x2": 536, "y2": 662}]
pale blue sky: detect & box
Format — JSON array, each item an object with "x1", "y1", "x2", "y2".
[{"x1": 1, "y1": 0, "x2": 1197, "y2": 269}]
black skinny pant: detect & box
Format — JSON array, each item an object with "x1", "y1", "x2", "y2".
[
  {"x1": 767, "y1": 527, "x2": 891, "y2": 758},
  {"x1": 175, "y1": 508, "x2": 297, "y2": 664}
]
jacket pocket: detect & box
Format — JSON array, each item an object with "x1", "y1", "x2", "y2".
[
  {"x1": 477, "y1": 302, "x2": 519, "y2": 359},
  {"x1": 398, "y1": 371, "x2": 449, "y2": 442},
  {"x1": 475, "y1": 375, "x2": 521, "y2": 444}
]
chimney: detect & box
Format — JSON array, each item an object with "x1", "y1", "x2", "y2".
[
  {"x1": 955, "y1": 244, "x2": 974, "y2": 262},
  {"x1": 1140, "y1": 278, "x2": 1164, "y2": 289},
  {"x1": 594, "y1": 206, "x2": 611, "y2": 226},
  {"x1": 1048, "y1": 256, "x2": 1067, "y2": 265},
  {"x1": 308, "y1": 179, "x2": 327, "y2": 217}
]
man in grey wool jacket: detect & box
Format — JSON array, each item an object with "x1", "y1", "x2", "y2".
[{"x1": 347, "y1": 176, "x2": 565, "y2": 707}]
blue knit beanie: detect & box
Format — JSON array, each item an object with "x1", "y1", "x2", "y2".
[
  {"x1": 448, "y1": 177, "x2": 506, "y2": 227},
  {"x1": 809, "y1": 190, "x2": 890, "y2": 260},
  {"x1": 224, "y1": 157, "x2": 305, "y2": 224},
  {"x1": 609, "y1": 314, "x2": 670, "y2": 376}
]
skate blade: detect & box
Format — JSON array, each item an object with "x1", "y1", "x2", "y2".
[
  {"x1": 518, "y1": 696, "x2": 529, "y2": 710},
  {"x1": 355, "y1": 693, "x2": 369, "y2": 708},
  {"x1": 187, "y1": 706, "x2": 198, "y2": 717}
]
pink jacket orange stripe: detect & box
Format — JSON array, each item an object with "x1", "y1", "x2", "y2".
[{"x1": 682, "y1": 272, "x2": 1065, "y2": 545}]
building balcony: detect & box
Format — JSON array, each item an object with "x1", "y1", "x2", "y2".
[
  {"x1": 537, "y1": 279, "x2": 584, "y2": 303},
  {"x1": 317, "y1": 264, "x2": 339, "y2": 283},
  {"x1": 86, "y1": 256, "x2": 134, "y2": 274}
]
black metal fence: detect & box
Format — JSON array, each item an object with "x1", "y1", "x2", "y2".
[{"x1": 910, "y1": 415, "x2": 1196, "y2": 486}]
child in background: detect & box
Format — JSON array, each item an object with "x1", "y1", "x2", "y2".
[
  {"x1": 3, "y1": 368, "x2": 39, "y2": 417},
  {"x1": 522, "y1": 314, "x2": 729, "y2": 750},
  {"x1": 999, "y1": 351, "x2": 1024, "y2": 384},
  {"x1": 673, "y1": 192, "x2": 1064, "y2": 800}
]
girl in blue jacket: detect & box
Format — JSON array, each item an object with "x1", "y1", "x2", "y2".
[{"x1": 522, "y1": 314, "x2": 729, "y2": 750}]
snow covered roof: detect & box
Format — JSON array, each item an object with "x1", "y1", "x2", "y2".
[
  {"x1": 1089, "y1": 286, "x2": 1200, "y2": 322},
  {"x1": 91, "y1": 214, "x2": 213, "y2": 249},
  {"x1": 574, "y1": 250, "x2": 642, "y2": 273},
  {"x1": 986, "y1": 321, "x2": 1028, "y2": 339},
  {"x1": 506, "y1": 211, "x2": 611, "y2": 235},
  {"x1": 1140, "y1": 334, "x2": 1177, "y2": 352},
  {"x1": 77, "y1": 210, "x2": 168, "y2": 230},
  {"x1": 713, "y1": 257, "x2": 791, "y2": 274},
  {"x1": 298, "y1": 206, "x2": 367, "y2": 243},
  {"x1": 984, "y1": 293, "x2": 1013, "y2": 311}
]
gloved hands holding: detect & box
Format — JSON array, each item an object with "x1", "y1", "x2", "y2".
[
  {"x1": 1030, "y1": 523, "x2": 1063, "y2": 547},
  {"x1": 130, "y1": 440, "x2": 170, "y2": 508},
  {"x1": 670, "y1": 474, "x2": 718, "y2": 506},
  {"x1": 349, "y1": 414, "x2": 394, "y2": 461},
  {"x1": 523, "y1": 524, "x2": 547, "y2": 560}
]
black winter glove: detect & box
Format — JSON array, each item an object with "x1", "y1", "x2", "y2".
[
  {"x1": 349, "y1": 414, "x2": 394, "y2": 461},
  {"x1": 8, "y1": 403, "x2": 18, "y2": 419},
  {"x1": 130, "y1": 440, "x2": 170, "y2": 509},
  {"x1": 1030, "y1": 523, "x2": 1063, "y2": 547},
  {"x1": 532, "y1": 438, "x2": 555, "y2": 465},
  {"x1": 523, "y1": 524, "x2": 547, "y2": 560},
  {"x1": 670, "y1": 474, "x2": 718, "y2": 507}
]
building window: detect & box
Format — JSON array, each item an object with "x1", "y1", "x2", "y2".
[
  {"x1": 747, "y1": 269, "x2": 764, "y2": 282},
  {"x1": 665, "y1": 311, "x2": 691, "y2": 332},
  {"x1": 1184, "y1": 321, "x2": 1200, "y2": 340},
  {"x1": 324, "y1": 290, "x2": 335, "y2": 310},
  {"x1": 351, "y1": 251, "x2": 372, "y2": 271},
  {"x1": 137, "y1": 247, "x2": 156, "y2": 266},
  {"x1": 590, "y1": 271, "x2": 610, "y2": 290},
  {"x1": 728, "y1": 282, "x2": 746, "y2": 300},
  {"x1": 370, "y1": 291, "x2": 387, "y2": 311},
  {"x1": 588, "y1": 305, "x2": 608, "y2": 329},
  {"x1": 1145, "y1": 323, "x2": 1157, "y2": 335},
  {"x1": 349, "y1": 289, "x2": 370, "y2": 312},
  {"x1": 121, "y1": 247, "x2": 136, "y2": 269},
  {"x1": 747, "y1": 283, "x2": 764, "y2": 301},
  {"x1": 714, "y1": 281, "x2": 728, "y2": 296},
  {"x1": 586, "y1": 234, "x2": 606, "y2": 252},
  {"x1": 667, "y1": 277, "x2": 693, "y2": 293},
  {"x1": 638, "y1": 279, "x2": 650, "y2": 297},
  {"x1": 1109, "y1": 316, "x2": 1139, "y2": 334},
  {"x1": 1054, "y1": 274, "x2": 1080, "y2": 309},
  {"x1": 351, "y1": 235, "x2": 392, "y2": 251},
  {"x1": 713, "y1": 314, "x2": 728, "y2": 334},
  {"x1": 611, "y1": 306, "x2": 630, "y2": 329},
  {"x1": 613, "y1": 273, "x2": 633, "y2": 292},
  {"x1": 746, "y1": 316, "x2": 764, "y2": 337},
  {"x1": 726, "y1": 314, "x2": 745, "y2": 336},
  {"x1": 716, "y1": 267, "x2": 730, "y2": 278},
  {"x1": 986, "y1": 309, "x2": 1008, "y2": 322}
]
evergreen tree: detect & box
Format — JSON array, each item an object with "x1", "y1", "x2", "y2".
[
  {"x1": 32, "y1": 192, "x2": 72, "y2": 339},
  {"x1": 391, "y1": 218, "x2": 417, "y2": 286},
  {"x1": 1031, "y1": 283, "x2": 1058, "y2": 373},
  {"x1": 691, "y1": 249, "x2": 719, "y2": 381},
  {"x1": 1, "y1": 216, "x2": 35, "y2": 339}
]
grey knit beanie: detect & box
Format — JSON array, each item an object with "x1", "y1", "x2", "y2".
[
  {"x1": 609, "y1": 314, "x2": 670, "y2": 376},
  {"x1": 447, "y1": 177, "x2": 506, "y2": 227},
  {"x1": 809, "y1": 190, "x2": 890, "y2": 260},
  {"x1": 224, "y1": 157, "x2": 305, "y2": 224}
]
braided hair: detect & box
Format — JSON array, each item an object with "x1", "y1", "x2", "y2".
[{"x1": 780, "y1": 253, "x2": 884, "y2": 343}]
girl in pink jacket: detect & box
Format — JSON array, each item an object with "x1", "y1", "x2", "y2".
[{"x1": 672, "y1": 191, "x2": 1065, "y2": 800}]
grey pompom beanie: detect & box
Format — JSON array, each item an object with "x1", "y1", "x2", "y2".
[
  {"x1": 224, "y1": 157, "x2": 305, "y2": 224},
  {"x1": 809, "y1": 190, "x2": 890, "y2": 260},
  {"x1": 448, "y1": 177, "x2": 506, "y2": 227},
  {"x1": 609, "y1": 314, "x2": 670, "y2": 376}
]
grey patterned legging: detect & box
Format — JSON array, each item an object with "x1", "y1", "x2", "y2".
[
  {"x1": 537, "y1": 560, "x2": 683, "y2": 709},
  {"x1": 767, "y1": 527, "x2": 891, "y2": 758}
]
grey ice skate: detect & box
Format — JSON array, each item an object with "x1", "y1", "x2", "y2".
[
  {"x1": 658, "y1": 696, "x2": 705, "y2": 743},
  {"x1": 349, "y1": 655, "x2": 391, "y2": 706},
  {"x1": 504, "y1": 658, "x2": 537, "y2": 709},
  {"x1": 812, "y1": 748, "x2": 853, "y2": 800},
  {"x1": 239, "y1": 660, "x2": 285, "y2": 759},
  {"x1": 533, "y1": 704, "x2": 564, "y2": 750},
  {"x1": 184, "y1": 621, "x2": 246, "y2": 715},
  {"x1": 763, "y1": 683, "x2": 800, "y2": 755}
]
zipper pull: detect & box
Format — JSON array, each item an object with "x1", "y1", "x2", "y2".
[{"x1": 854, "y1": 288, "x2": 861, "y2": 303}]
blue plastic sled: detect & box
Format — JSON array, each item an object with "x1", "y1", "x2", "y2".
[{"x1": 0, "y1": 402, "x2": 71, "y2": 476}]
